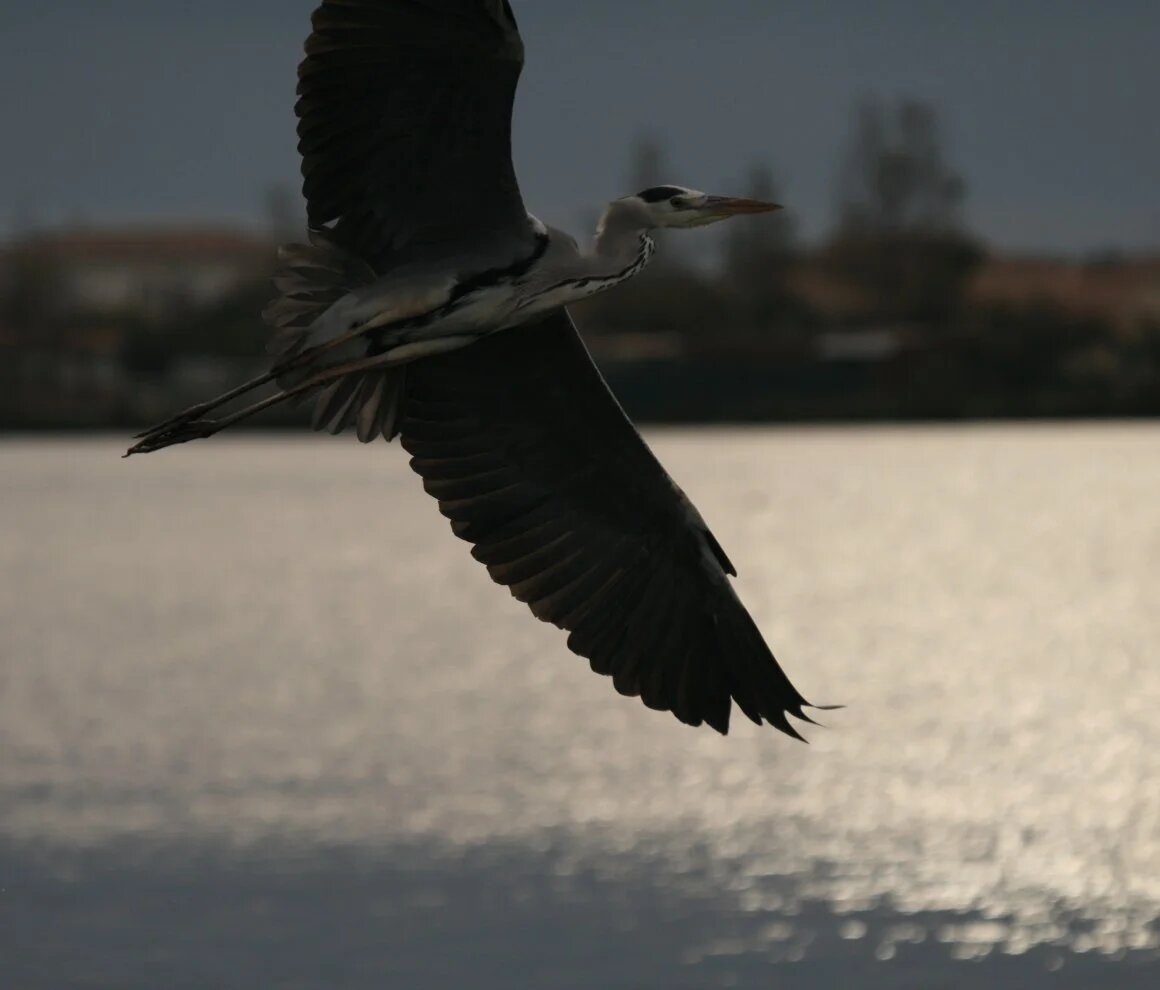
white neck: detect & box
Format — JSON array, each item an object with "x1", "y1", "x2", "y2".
[
  {"x1": 593, "y1": 199, "x2": 652, "y2": 260},
  {"x1": 504, "y1": 206, "x2": 656, "y2": 323}
]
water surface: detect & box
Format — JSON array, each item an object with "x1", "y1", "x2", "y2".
[{"x1": 2, "y1": 427, "x2": 1159, "y2": 987}]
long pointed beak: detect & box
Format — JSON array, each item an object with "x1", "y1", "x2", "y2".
[{"x1": 702, "y1": 196, "x2": 783, "y2": 216}]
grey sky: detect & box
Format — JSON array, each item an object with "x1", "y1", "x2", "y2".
[{"x1": 3, "y1": 1, "x2": 1158, "y2": 254}]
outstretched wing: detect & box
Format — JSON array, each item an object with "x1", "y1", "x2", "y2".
[
  {"x1": 297, "y1": 0, "x2": 533, "y2": 272},
  {"x1": 399, "y1": 309, "x2": 821, "y2": 737}
]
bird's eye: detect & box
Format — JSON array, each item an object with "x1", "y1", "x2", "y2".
[{"x1": 669, "y1": 196, "x2": 686, "y2": 208}]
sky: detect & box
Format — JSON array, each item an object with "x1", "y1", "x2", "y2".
[{"x1": 3, "y1": 0, "x2": 1158, "y2": 255}]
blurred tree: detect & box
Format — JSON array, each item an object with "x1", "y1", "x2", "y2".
[
  {"x1": 828, "y1": 97, "x2": 981, "y2": 324},
  {"x1": 628, "y1": 133, "x2": 667, "y2": 193},
  {"x1": 0, "y1": 243, "x2": 63, "y2": 328},
  {"x1": 265, "y1": 182, "x2": 305, "y2": 242},
  {"x1": 722, "y1": 163, "x2": 795, "y2": 271},
  {"x1": 837, "y1": 98, "x2": 965, "y2": 236},
  {"x1": 721, "y1": 163, "x2": 804, "y2": 330}
]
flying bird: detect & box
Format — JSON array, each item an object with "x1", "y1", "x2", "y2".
[{"x1": 127, "y1": 0, "x2": 831, "y2": 737}]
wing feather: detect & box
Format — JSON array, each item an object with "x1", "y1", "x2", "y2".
[
  {"x1": 298, "y1": 0, "x2": 531, "y2": 271},
  {"x1": 398, "y1": 309, "x2": 821, "y2": 736}
]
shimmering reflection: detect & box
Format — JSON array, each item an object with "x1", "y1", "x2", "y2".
[{"x1": 2, "y1": 428, "x2": 1159, "y2": 986}]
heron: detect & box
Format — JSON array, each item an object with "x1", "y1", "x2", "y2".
[{"x1": 126, "y1": 0, "x2": 833, "y2": 737}]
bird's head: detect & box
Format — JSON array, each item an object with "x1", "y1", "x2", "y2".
[{"x1": 625, "y1": 184, "x2": 783, "y2": 229}]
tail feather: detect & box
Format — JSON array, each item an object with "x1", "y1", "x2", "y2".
[
  {"x1": 357, "y1": 375, "x2": 389, "y2": 442},
  {"x1": 266, "y1": 230, "x2": 404, "y2": 442},
  {"x1": 312, "y1": 375, "x2": 363, "y2": 433},
  {"x1": 361, "y1": 366, "x2": 407, "y2": 442},
  {"x1": 127, "y1": 228, "x2": 410, "y2": 457},
  {"x1": 311, "y1": 366, "x2": 407, "y2": 442},
  {"x1": 264, "y1": 229, "x2": 376, "y2": 366}
]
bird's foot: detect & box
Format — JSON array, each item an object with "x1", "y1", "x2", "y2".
[
  {"x1": 130, "y1": 401, "x2": 215, "y2": 441},
  {"x1": 124, "y1": 418, "x2": 219, "y2": 457}
]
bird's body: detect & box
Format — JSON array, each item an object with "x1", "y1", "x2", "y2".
[
  {"x1": 127, "y1": 0, "x2": 832, "y2": 737},
  {"x1": 309, "y1": 213, "x2": 655, "y2": 360}
]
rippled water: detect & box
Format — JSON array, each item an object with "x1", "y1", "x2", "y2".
[{"x1": 3, "y1": 427, "x2": 1159, "y2": 988}]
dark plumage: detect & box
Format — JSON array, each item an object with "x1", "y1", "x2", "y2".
[
  {"x1": 399, "y1": 309, "x2": 819, "y2": 736},
  {"x1": 296, "y1": 0, "x2": 531, "y2": 271},
  {"x1": 636, "y1": 185, "x2": 689, "y2": 203}
]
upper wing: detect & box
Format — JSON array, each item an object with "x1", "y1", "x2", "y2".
[
  {"x1": 398, "y1": 309, "x2": 820, "y2": 736},
  {"x1": 297, "y1": 0, "x2": 533, "y2": 272}
]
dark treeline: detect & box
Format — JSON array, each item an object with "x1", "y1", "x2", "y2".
[
  {"x1": 578, "y1": 99, "x2": 1160, "y2": 421},
  {"x1": 2, "y1": 98, "x2": 1158, "y2": 429}
]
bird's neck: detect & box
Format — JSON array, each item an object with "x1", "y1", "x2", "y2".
[
  {"x1": 579, "y1": 206, "x2": 655, "y2": 290},
  {"x1": 592, "y1": 204, "x2": 654, "y2": 265}
]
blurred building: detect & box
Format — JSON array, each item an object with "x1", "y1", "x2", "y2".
[
  {"x1": 0, "y1": 225, "x2": 275, "y2": 322},
  {"x1": 2, "y1": 222, "x2": 1159, "y2": 427},
  {"x1": 965, "y1": 255, "x2": 1160, "y2": 334},
  {"x1": 0, "y1": 225, "x2": 276, "y2": 427}
]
